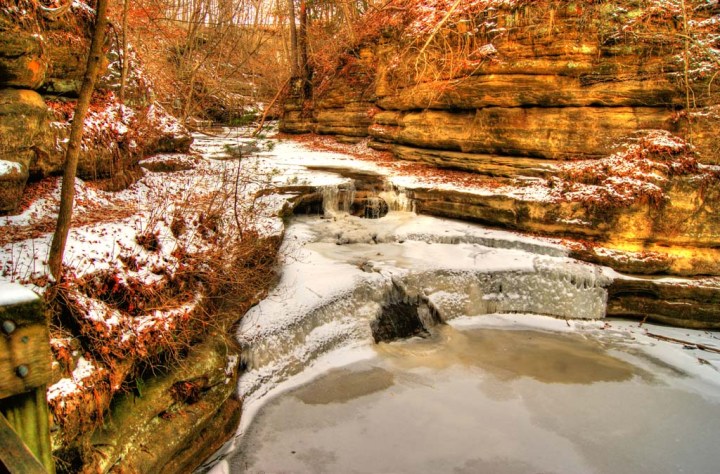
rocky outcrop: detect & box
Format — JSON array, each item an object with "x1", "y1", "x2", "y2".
[
  {"x1": 0, "y1": 30, "x2": 47, "y2": 89},
  {"x1": 84, "y1": 335, "x2": 241, "y2": 473},
  {"x1": 0, "y1": 5, "x2": 192, "y2": 212},
  {"x1": 280, "y1": 0, "x2": 720, "y2": 326},
  {"x1": 40, "y1": 30, "x2": 89, "y2": 96},
  {"x1": 371, "y1": 106, "x2": 679, "y2": 160},
  {"x1": 0, "y1": 88, "x2": 52, "y2": 211},
  {"x1": 409, "y1": 176, "x2": 720, "y2": 277},
  {"x1": 282, "y1": 47, "x2": 377, "y2": 142},
  {"x1": 607, "y1": 277, "x2": 720, "y2": 329}
]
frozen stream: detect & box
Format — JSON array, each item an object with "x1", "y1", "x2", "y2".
[
  {"x1": 227, "y1": 325, "x2": 720, "y2": 474},
  {"x1": 198, "y1": 132, "x2": 720, "y2": 473}
]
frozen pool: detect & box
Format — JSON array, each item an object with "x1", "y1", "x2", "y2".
[{"x1": 227, "y1": 324, "x2": 720, "y2": 474}]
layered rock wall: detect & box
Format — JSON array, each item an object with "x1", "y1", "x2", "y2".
[
  {"x1": 281, "y1": 1, "x2": 720, "y2": 327},
  {"x1": 281, "y1": 1, "x2": 720, "y2": 275}
]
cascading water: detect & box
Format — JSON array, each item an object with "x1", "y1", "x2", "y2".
[
  {"x1": 232, "y1": 178, "x2": 613, "y2": 404},
  {"x1": 317, "y1": 178, "x2": 414, "y2": 218},
  {"x1": 321, "y1": 182, "x2": 356, "y2": 215},
  {"x1": 378, "y1": 184, "x2": 415, "y2": 213}
]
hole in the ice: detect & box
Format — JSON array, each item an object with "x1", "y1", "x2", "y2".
[
  {"x1": 372, "y1": 301, "x2": 430, "y2": 343},
  {"x1": 371, "y1": 287, "x2": 443, "y2": 343}
]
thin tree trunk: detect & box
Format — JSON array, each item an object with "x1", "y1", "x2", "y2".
[
  {"x1": 680, "y1": 0, "x2": 694, "y2": 143},
  {"x1": 48, "y1": 0, "x2": 110, "y2": 281},
  {"x1": 287, "y1": 0, "x2": 299, "y2": 76},
  {"x1": 341, "y1": 0, "x2": 356, "y2": 44},
  {"x1": 298, "y1": 0, "x2": 310, "y2": 97},
  {"x1": 119, "y1": 0, "x2": 129, "y2": 103},
  {"x1": 252, "y1": 76, "x2": 290, "y2": 136}
]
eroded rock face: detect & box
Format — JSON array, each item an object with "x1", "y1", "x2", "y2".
[
  {"x1": 0, "y1": 88, "x2": 51, "y2": 156},
  {"x1": 409, "y1": 177, "x2": 720, "y2": 277},
  {"x1": 41, "y1": 31, "x2": 88, "y2": 96},
  {"x1": 0, "y1": 88, "x2": 52, "y2": 210},
  {"x1": 372, "y1": 107, "x2": 679, "y2": 159},
  {"x1": 77, "y1": 336, "x2": 242, "y2": 473},
  {"x1": 607, "y1": 277, "x2": 720, "y2": 329},
  {"x1": 0, "y1": 30, "x2": 47, "y2": 89},
  {"x1": 281, "y1": 46, "x2": 377, "y2": 138},
  {"x1": 280, "y1": 1, "x2": 720, "y2": 327}
]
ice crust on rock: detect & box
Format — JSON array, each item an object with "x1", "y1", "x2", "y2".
[{"x1": 237, "y1": 211, "x2": 613, "y2": 401}]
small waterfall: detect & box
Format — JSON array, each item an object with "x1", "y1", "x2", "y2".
[
  {"x1": 319, "y1": 181, "x2": 415, "y2": 218},
  {"x1": 379, "y1": 184, "x2": 415, "y2": 213},
  {"x1": 362, "y1": 196, "x2": 387, "y2": 219},
  {"x1": 322, "y1": 183, "x2": 356, "y2": 215}
]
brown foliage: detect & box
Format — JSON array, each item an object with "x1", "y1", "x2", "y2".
[{"x1": 549, "y1": 130, "x2": 707, "y2": 208}]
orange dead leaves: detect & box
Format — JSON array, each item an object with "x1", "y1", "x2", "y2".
[{"x1": 170, "y1": 379, "x2": 205, "y2": 405}]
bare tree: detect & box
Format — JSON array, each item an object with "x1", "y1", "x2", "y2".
[
  {"x1": 287, "y1": 0, "x2": 299, "y2": 76},
  {"x1": 48, "y1": 0, "x2": 111, "y2": 280},
  {"x1": 119, "y1": 0, "x2": 130, "y2": 103}
]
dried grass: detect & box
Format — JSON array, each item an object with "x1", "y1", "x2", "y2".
[{"x1": 39, "y1": 156, "x2": 282, "y2": 454}]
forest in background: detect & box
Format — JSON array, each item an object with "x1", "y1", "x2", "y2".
[{"x1": 104, "y1": 0, "x2": 386, "y2": 123}]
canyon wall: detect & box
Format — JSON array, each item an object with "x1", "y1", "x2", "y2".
[
  {"x1": 282, "y1": 2, "x2": 720, "y2": 272},
  {"x1": 281, "y1": 1, "x2": 720, "y2": 327}
]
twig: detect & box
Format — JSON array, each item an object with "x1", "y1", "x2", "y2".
[
  {"x1": 252, "y1": 77, "x2": 291, "y2": 137},
  {"x1": 414, "y1": 0, "x2": 464, "y2": 71},
  {"x1": 646, "y1": 331, "x2": 720, "y2": 354}
]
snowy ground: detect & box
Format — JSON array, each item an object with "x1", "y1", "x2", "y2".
[
  {"x1": 1, "y1": 127, "x2": 286, "y2": 412},
  {"x1": 2, "y1": 127, "x2": 720, "y2": 472}
]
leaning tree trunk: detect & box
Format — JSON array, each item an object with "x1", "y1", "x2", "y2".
[
  {"x1": 48, "y1": 0, "x2": 110, "y2": 281},
  {"x1": 119, "y1": 0, "x2": 129, "y2": 103}
]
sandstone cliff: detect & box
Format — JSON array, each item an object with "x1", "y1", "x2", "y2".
[{"x1": 280, "y1": 0, "x2": 720, "y2": 327}]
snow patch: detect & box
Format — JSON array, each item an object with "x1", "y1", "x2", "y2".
[
  {"x1": 0, "y1": 160, "x2": 23, "y2": 176},
  {"x1": 0, "y1": 283, "x2": 38, "y2": 306}
]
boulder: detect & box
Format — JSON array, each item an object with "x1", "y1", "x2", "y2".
[
  {"x1": 41, "y1": 32, "x2": 89, "y2": 96},
  {"x1": 0, "y1": 157, "x2": 29, "y2": 212},
  {"x1": 0, "y1": 30, "x2": 47, "y2": 89},
  {"x1": 87, "y1": 335, "x2": 242, "y2": 473},
  {"x1": 0, "y1": 89, "x2": 51, "y2": 152},
  {"x1": 0, "y1": 89, "x2": 53, "y2": 210}
]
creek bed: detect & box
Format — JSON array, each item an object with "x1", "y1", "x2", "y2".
[
  {"x1": 224, "y1": 322, "x2": 720, "y2": 473},
  {"x1": 199, "y1": 133, "x2": 720, "y2": 473}
]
